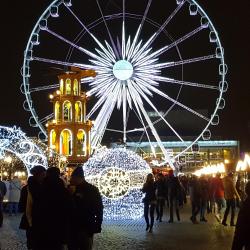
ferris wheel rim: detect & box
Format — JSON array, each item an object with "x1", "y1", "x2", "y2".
[{"x1": 22, "y1": 0, "x2": 227, "y2": 163}]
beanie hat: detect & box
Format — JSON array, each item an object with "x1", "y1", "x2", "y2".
[{"x1": 71, "y1": 166, "x2": 84, "y2": 178}]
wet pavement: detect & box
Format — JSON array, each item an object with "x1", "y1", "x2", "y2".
[{"x1": 0, "y1": 202, "x2": 236, "y2": 250}]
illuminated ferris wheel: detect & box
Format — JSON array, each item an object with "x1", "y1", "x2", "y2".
[{"x1": 22, "y1": 0, "x2": 227, "y2": 165}]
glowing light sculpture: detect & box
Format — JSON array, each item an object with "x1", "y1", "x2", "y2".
[
  {"x1": 83, "y1": 147, "x2": 151, "y2": 220},
  {"x1": 22, "y1": 0, "x2": 227, "y2": 168},
  {"x1": 0, "y1": 126, "x2": 48, "y2": 174}
]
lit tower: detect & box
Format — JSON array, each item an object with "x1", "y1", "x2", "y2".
[{"x1": 47, "y1": 67, "x2": 96, "y2": 166}]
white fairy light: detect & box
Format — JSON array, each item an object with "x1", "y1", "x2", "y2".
[
  {"x1": 83, "y1": 147, "x2": 151, "y2": 220},
  {"x1": 0, "y1": 126, "x2": 48, "y2": 174}
]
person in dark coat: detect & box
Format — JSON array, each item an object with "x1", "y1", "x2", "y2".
[
  {"x1": 232, "y1": 181, "x2": 250, "y2": 250},
  {"x1": 19, "y1": 178, "x2": 32, "y2": 250},
  {"x1": 155, "y1": 173, "x2": 166, "y2": 222},
  {"x1": 32, "y1": 167, "x2": 72, "y2": 250},
  {"x1": 199, "y1": 175, "x2": 209, "y2": 222},
  {"x1": 0, "y1": 180, "x2": 7, "y2": 227},
  {"x1": 25, "y1": 166, "x2": 46, "y2": 250},
  {"x1": 142, "y1": 173, "x2": 157, "y2": 232},
  {"x1": 189, "y1": 175, "x2": 201, "y2": 224},
  {"x1": 68, "y1": 166, "x2": 103, "y2": 250},
  {"x1": 167, "y1": 170, "x2": 181, "y2": 223}
]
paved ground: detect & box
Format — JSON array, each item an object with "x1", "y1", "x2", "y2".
[{"x1": 0, "y1": 203, "x2": 236, "y2": 250}]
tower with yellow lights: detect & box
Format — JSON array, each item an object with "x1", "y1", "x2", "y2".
[{"x1": 47, "y1": 68, "x2": 96, "y2": 165}]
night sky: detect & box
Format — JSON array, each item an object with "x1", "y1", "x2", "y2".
[{"x1": 0, "y1": 0, "x2": 250, "y2": 150}]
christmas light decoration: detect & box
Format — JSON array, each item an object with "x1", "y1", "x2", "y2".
[
  {"x1": 0, "y1": 126, "x2": 48, "y2": 174},
  {"x1": 83, "y1": 147, "x2": 151, "y2": 220}
]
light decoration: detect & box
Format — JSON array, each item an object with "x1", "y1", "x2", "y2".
[
  {"x1": 0, "y1": 126, "x2": 48, "y2": 174},
  {"x1": 236, "y1": 154, "x2": 250, "y2": 172},
  {"x1": 194, "y1": 163, "x2": 225, "y2": 177},
  {"x1": 83, "y1": 147, "x2": 151, "y2": 220}
]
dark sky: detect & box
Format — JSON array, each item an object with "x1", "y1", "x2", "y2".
[{"x1": 0, "y1": 0, "x2": 250, "y2": 150}]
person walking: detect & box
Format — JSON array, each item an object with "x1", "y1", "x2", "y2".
[
  {"x1": 167, "y1": 170, "x2": 181, "y2": 223},
  {"x1": 8, "y1": 176, "x2": 21, "y2": 216},
  {"x1": 213, "y1": 173, "x2": 226, "y2": 222},
  {"x1": 232, "y1": 181, "x2": 250, "y2": 250},
  {"x1": 222, "y1": 172, "x2": 241, "y2": 226},
  {"x1": 189, "y1": 175, "x2": 201, "y2": 224},
  {"x1": 155, "y1": 173, "x2": 166, "y2": 222},
  {"x1": 0, "y1": 180, "x2": 7, "y2": 227},
  {"x1": 142, "y1": 173, "x2": 157, "y2": 232},
  {"x1": 68, "y1": 167, "x2": 103, "y2": 250}
]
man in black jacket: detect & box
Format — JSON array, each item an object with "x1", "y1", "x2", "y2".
[
  {"x1": 0, "y1": 180, "x2": 7, "y2": 227},
  {"x1": 68, "y1": 166, "x2": 103, "y2": 250}
]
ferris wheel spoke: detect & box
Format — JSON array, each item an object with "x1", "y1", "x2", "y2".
[
  {"x1": 87, "y1": 80, "x2": 118, "y2": 118},
  {"x1": 39, "y1": 113, "x2": 54, "y2": 124},
  {"x1": 138, "y1": 54, "x2": 217, "y2": 70},
  {"x1": 133, "y1": 92, "x2": 174, "y2": 167},
  {"x1": 136, "y1": 0, "x2": 187, "y2": 57},
  {"x1": 29, "y1": 84, "x2": 60, "y2": 93},
  {"x1": 144, "y1": 83, "x2": 210, "y2": 122},
  {"x1": 131, "y1": 80, "x2": 185, "y2": 142},
  {"x1": 45, "y1": 28, "x2": 112, "y2": 63},
  {"x1": 135, "y1": 25, "x2": 206, "y2": 64},
  {"x1": 95, "y1": 0, "x2": 119, "y2": 58},
  {"x1": 137, "y1": 75, "x2": 219, "y2": 90},
  {"x1": 65, "y1": 5, "x2": 116, "y2": 61},
  {"x1": 122, "y1": 84, "x2": 127, "y2": 143},
  {"x1": 126, "y1": 0, "x2": 153, "y2": 60},
  {"x1": 127, "y1": 86, "x2": 155, "y2": 156},
  {"x1": 91, "y1": 85, "x2": 119, "y2": 147},
  {"x1": 32, "y1": 56, "x2": 96, "y2": 70}
]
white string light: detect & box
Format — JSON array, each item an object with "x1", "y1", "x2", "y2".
[
  {"x1": 83, "y1": 147, "x2": 151, "y2": 220},
  {"x1": 0, "y1": 126, "x2": 48, "y2": 174}
]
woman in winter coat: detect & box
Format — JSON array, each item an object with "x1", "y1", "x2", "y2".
[{"x1": 142, "y1": 173, "x2": 157, "y2": 232}]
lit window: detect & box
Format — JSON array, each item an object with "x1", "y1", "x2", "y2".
[
  {"x1": 76, "y1": 129, "x2": 86, "y2": 156},
  {"x1": 50, "y1": 130, "x2": 56, "y2": 148},
  {"x1": 60, "y1": 79, "x2": 64, "y2": 94},
  {"x1": 65, "y1": 78, "x2": 71, "y2": 95},
  {"x1": 60, "y1": 129, "x2": 72, "y2": 156},
  {"x1": 63, "y1": 101, "x2": 72, "y2": 121},
  {"x1": 75, "y1": 101, "x2": 82, "y2": 122},
  {"x1": 73, "y1": 79, "x2": 79, "y2": 95},
  {"x1": 55, "y1": 101, "x2": 61, "y2": 121}
]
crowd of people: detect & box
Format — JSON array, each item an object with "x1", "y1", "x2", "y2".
[
  {"x1": 1, "y1": 167, "x2": 250, "y2": 250},
  {"x1": 142, "y1": 170, "x2": 249, "y2": 227}
]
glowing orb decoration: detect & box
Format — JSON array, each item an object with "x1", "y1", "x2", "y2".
[
  {"x1": 0, "y1": 126, "x2": 48, "y2": 174},
  {"x1": 83, "y1": 147, "x2": 151, "y2": 220},
  {"x1": 113, "y1": 60, "x2": 134, "y2": 80},
  {"x1": 99, "y1": 167, "x2": 130, "y2": 199}
]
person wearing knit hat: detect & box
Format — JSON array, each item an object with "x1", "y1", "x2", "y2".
[{"x1": 68, "y1": 166, "x2": 103, "y2": 250}]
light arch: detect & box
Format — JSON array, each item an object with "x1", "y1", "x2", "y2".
[{"x1": 0, "y1": 126, "x2": 48, "y2": 175}]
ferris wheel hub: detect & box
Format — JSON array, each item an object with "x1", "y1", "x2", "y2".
[{"x1": 113, "y1": 60, "x2": 133, "y2": 80}]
